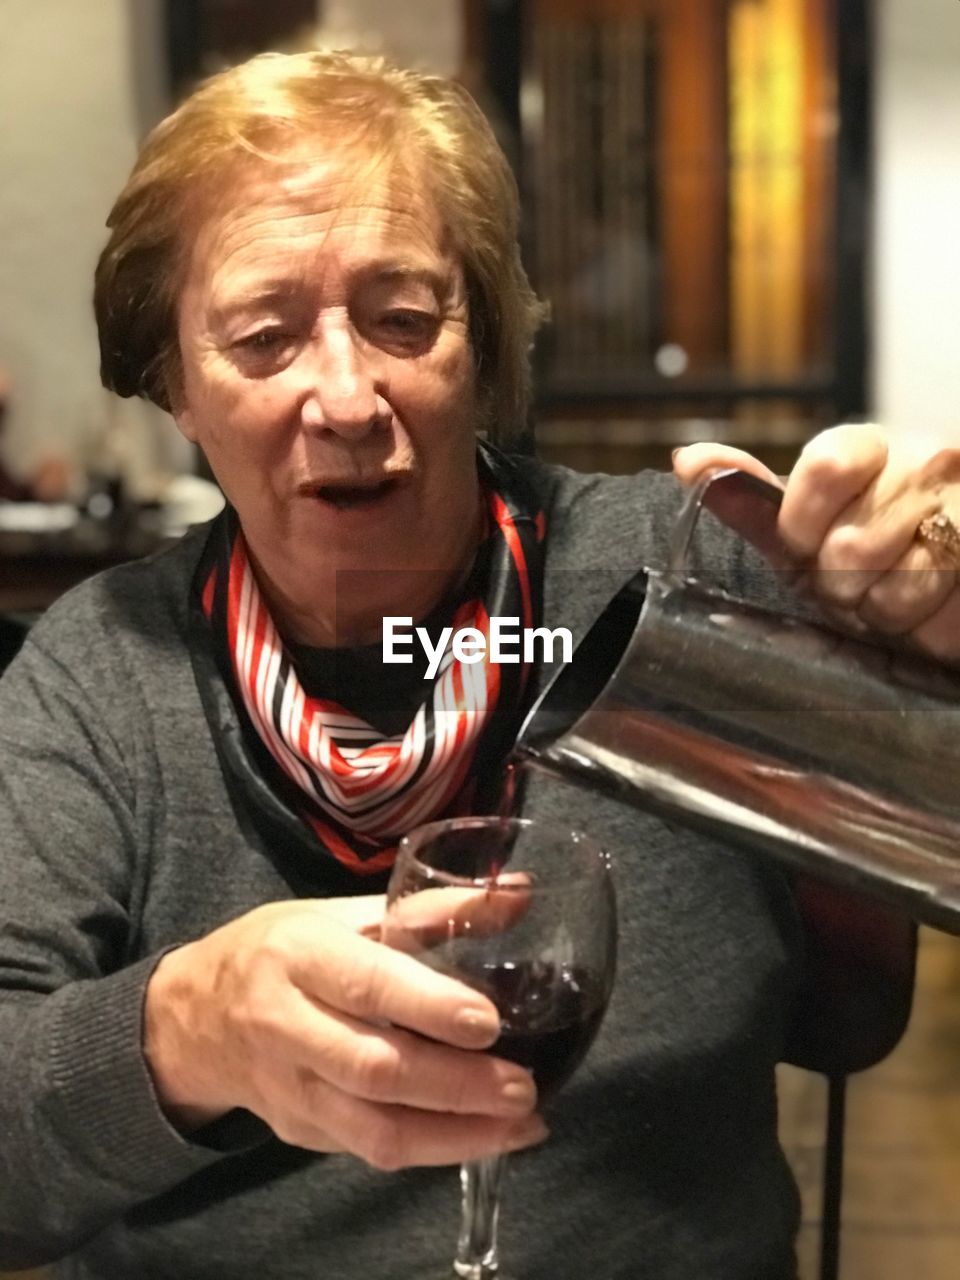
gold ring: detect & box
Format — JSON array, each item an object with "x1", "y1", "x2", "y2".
[{"x1": 917, "y1": 512, "x2": 960, "y2": 569}]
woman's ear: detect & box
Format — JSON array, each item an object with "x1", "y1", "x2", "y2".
[
  {"x1": 172, "y1": 404, "x2": 198, "y2": 444},
  {"x1": 165, "y1": 362, "x2": 197, "y2": 443}
]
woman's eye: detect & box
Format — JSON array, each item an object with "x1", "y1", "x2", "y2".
[
  {"x1": 230, "y1": 329, "x2": 298, "y2": 372},
  {"x1": 237, "y1": 330, "x2": 288, "y2": 352},
  {"x1": 378, "y1": 310, "x2": 437, "y2": 341}
]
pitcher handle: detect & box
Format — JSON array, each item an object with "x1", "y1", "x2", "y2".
[{"x1": 669, "y1": 467, "x2": 788, "y2": 576}]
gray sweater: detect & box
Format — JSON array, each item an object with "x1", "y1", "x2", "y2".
[{"x1": 0, "y1": 460, "x2": 803, "y2": 1278}]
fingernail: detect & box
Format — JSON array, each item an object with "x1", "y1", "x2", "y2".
[
  {"x1": 505, "y1": 1116, "x2": 549, "y2": 1151},
  {"x1": 671, "y1": 447, "x2": 682, "y2": 461},
  {"x1": 454, "y1": 1006, "x2": 499, "y2": 1046},
  {"x1": 499, "y1": 1075, "x2": 537, "y2": 1114}
]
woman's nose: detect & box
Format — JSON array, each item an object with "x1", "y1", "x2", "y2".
[{"x1": 300, "y1": 323, "x2": 383, "y2": 437}]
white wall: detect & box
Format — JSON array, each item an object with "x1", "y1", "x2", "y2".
[
  {"x1": 873, "y1": 0, "x2": 960, "y2": 443},
  {"x1": 0, "y1": 0, "x2": 189, "y2": 492}
]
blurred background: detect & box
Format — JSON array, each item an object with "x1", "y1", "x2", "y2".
[
  {"x1": 1, "y1": 0, "x2": 959, "y2": 497},
  {"x1": 0, "y1": 3, "x2": 958, "y2": 1277}
]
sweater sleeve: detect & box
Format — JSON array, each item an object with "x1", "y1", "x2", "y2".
[{"x1": 0, "y1": 619, "x2": 260, "y2": 1269}]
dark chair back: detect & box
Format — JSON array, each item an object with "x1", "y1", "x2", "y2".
[
  {"x1": 783, "y1": 876, "x2": 917, "y2": 1280},
  {"x1": 0, "y1": 615, "x2": 28, "y2": 674}
]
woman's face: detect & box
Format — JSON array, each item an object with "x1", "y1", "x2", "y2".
[{"x1": 173, "y1": 151, "x2": 481, "y2": 641}]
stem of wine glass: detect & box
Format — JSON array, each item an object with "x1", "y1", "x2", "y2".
[{"x1": 453, "y1": 1155, "x2": 506, "y2": 1278}]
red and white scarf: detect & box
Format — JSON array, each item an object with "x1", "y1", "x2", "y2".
[{"x1": 193, "y1": 445, "x2": 545, "y2": 875}]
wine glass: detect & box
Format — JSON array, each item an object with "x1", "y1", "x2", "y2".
[{"x1": 383, "y1": 815, "x2": 617, "y2": 1280}]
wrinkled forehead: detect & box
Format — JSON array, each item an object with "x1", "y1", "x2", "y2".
[{"x1": 178, "y1": 140, "x2": 457, "y2": 285}]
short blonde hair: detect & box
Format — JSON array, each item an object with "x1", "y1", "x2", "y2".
[{"x1": 94, "y1": 50, "x2": 545, "y2": 438}]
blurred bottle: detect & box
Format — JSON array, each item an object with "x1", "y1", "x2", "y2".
[{"x1": 84, "y1": 400, "x2": 132, "y2": 530}]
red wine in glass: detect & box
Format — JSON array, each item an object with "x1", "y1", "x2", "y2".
[{"x1": 481, "y1": 961, "x2": 607, "y2": 1100}]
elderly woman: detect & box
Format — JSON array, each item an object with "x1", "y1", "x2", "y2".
[{"x1": 0, "y1": 49, "x2": 957, "y2": 1280}]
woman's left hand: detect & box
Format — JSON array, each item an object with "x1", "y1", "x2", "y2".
[{"x1": 673, "y1": 423, "x2": 960, "y2": 663}]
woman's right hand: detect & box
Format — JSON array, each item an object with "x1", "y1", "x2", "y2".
[{"x1": 143, "y1": 897, "x2": 546, "y2": 1169}]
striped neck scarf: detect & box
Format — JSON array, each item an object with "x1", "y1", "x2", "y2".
[{"x1": 192, "y1": 444, "x2": 545, "y2": 876}]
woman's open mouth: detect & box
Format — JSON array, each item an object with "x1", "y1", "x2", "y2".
[{"x1": 304, "y1": 478, "x2": 401, "y2": 511}]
